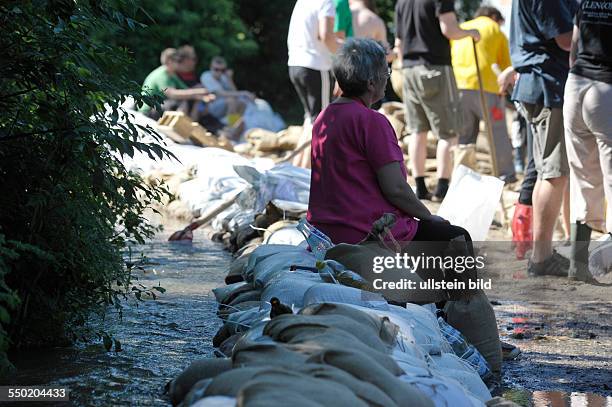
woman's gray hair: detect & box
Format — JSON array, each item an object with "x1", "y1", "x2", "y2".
[{"x1": 333, "y1": 38, "x2": 387, "y2": 97}]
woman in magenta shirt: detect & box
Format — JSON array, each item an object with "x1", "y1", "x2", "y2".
[{"x1": 306, "y1": 38, "x2": 471, "y2": 247}]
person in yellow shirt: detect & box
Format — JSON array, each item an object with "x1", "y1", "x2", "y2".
[{"x1": 451, "y1": 6, "x2": 516, "y2": 183}]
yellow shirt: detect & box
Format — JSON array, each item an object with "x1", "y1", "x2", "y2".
[{"x1": 451, "y1": 16, "x2": 511, "y2": 94}]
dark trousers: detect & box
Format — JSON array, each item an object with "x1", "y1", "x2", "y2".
[{"x1": 289, "y1": 66, "x2": 334, "y2": 121}]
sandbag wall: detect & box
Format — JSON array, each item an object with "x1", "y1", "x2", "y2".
[{"x1": 166, "y1": 242, "x2": 511, "y2": 407}]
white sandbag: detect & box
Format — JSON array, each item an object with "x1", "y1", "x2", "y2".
[
  {"x1": 302, "y1": 283, "x2": 389, "y2": 310},
  {"x1": 265, "y1": 226, "x2": 306, "y2": 246},
  {"x1": 589, "y1": 234, "x2": 612, "y2": 276},
  {"x1": 437, "y1": 165, "x2": 504, "y2": 241},
  {"x1": 428, "y1": 353, "x2": 492, "y2": 402},
  {"x1": 243, "y1": 98, "x2": 286, "y2": 134},
  {"x1": 226, "y1": 308, "x2": 270, "y2": 335},
  {"x1": 364, "y1": 304, "x2": 445, "y2": 356},
  {"x1": 191, "y1": 396, "x2": 236, "y2": 407},
  {"x1": 251, "y1": 250, "x2": 316, "y2": 289},
  {"x1": 399, "y1": 374, "x2": 485, "y2": 407},
  {"x1": 260, "y1": 273, "x2": 323, "y2": 308},
  {"x1": 243, "y1": 245, "x2": 314, "y2": 283}
]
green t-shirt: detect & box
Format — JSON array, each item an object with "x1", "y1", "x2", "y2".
[
  {"x1": 333, "y1": 0, "x2": 353, "y2": 38},
  {"x1": 140, "y1": 65, "x2": 187, "y2": 113}
]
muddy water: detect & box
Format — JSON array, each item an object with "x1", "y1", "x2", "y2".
[
  {"x1": 495, "y1": 301, "x2": 612, "y2": 406},
  {"x1": 6, "y1": 233, "x2": 229, "y2": 406}
]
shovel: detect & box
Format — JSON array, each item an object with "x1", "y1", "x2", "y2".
[
  {"x1": 168, "y1": 137, "x2": 312, "y2": 241},
  {"x1": 472, "y1": 39, "x2": 510, "y2": 229}
]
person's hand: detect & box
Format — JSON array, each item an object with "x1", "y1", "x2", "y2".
[
  {"x1": 469, "y1": 29, "x2": 481, "y2": 42},
  {"x1": 429, "y1": 215, "x2": 449, "y2": 224},
  {"x1": 497, "y1": 67, "x2": 516, "y2": 95},
  {"x1": 202, "y1": 93, "x2": 216, "y2": 103}
]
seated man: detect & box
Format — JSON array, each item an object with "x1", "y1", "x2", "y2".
[
  {"x1": 175, "y1": 45, "x2": 200, "y2": 87},
  {"x1": 200, "y1": 56, "x2": 255, "y2": 123},
  {"x1": 140, "y1": 48, "x2": 213, "y2": 120}
]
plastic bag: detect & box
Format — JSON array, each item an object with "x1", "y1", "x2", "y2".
[
  {"x1": 438, "y1": 316, "x2": 494, "y2": 382},
  {"x1": 296, "y1": 218, "x2": 335, "y2": 260},
  {"x1": 437, "y1": 165, "x2": 504, "y2": 241}
]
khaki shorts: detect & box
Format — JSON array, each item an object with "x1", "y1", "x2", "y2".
[
  {"x1": 520, "y1": 103, "x2": 568, "y2": 180},
  {"x1": 402, "y1": 64, "x2": 461, "y2": 139}
]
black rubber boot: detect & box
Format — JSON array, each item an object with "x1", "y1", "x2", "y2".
[{"x1": 568, "y1": 222, "x2": 594, "y2": 282}]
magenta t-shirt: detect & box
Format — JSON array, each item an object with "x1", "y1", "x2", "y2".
[{"x1": 306, "y1": 100, "x2": 419, "y2": 244}]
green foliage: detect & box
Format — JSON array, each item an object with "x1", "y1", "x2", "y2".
[{"x1": 0, "y1": 0, "x2": 170, "y2": 373}]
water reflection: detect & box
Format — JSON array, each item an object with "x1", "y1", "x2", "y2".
[
  {"x1": 532, "y1": 391, "x2": 611, "y2": 407},
  {"x1": 5, "y1": 236, "x2": 229, "y2": 406}
]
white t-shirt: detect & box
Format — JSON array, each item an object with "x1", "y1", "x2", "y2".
[{"x1": 287, "y1": 0, "x2": 335, "y2": 71}]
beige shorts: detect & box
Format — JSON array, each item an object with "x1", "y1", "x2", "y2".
[
  {"x1": 520, "y1": 103, "x2": 568, "y2": 180},
  {"x1": 564, "y1": 73, "x2": 612, "y2": 233},
  {"x1": 402, "y1": 64, "x2": 461, "y2": 140}
]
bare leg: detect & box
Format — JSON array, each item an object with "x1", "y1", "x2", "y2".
[
  {"x1": 562, "y1": 182, "x2": 570, "y2": 240},
  {"x1": 531, "y1": 176, "x2": 568, "y2": 262},
  {"x1": 409, "y1": 131, "x2": 428, "y2": 177},
  {"x1": 437, "y1": 137, "x2": 457, "y2": 179}
]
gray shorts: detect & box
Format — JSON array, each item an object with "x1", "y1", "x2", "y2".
[
  {"x1": 402, "y1": 64, "x2": 462, "y2": 139},
  {"x1": 520, "y1": 103, "x2": 568, "y2": 180}
]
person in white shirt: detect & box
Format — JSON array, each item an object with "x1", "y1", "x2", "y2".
[{"x1": 288, "y1": 0, "x2": 342, "y2": 168}]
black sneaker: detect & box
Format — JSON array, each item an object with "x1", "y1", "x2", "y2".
[{"x1": 527, "y1": 252, "x2": 569, "y2": 277}]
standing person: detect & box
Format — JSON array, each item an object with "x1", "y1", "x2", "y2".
[
  {"x1": 509, "y1": 0, "x2": 577, "y2": 276},
  {"x1": 451, "y1": 6, "x2": 516, "y2": 183},
  {"x1": 564, "y1": 0, "x2": 612, "y2": 282},
  {"x1": 334, "y1": 0, "x2": 353, "y2": 39},
  {"x1": 394, "y1": 0, "x2": 480, "y2": 201},
  {"x1": 349, "y1": 0, "x2": 388, "y2": 47},
  {"x1": 288, "y1": 0, "x2": 340, "y2": 168}
]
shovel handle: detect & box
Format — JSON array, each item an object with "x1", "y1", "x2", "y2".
[{"x1": 187, "y1": 194, "x2": 241, "y2": 231}]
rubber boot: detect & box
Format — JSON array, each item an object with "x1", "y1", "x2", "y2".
[
  {"x1": 568, "y1": 222, "x2": 595, "y2": 282},
  {"x1": 511, "y1": 203, "x2": 533, "y2": 260}
]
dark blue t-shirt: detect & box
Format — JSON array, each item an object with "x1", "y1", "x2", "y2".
[{"x1": 510, "y1": 0, "x2": 577, "y2": 107}]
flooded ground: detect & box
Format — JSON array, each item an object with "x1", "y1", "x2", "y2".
[
  {"x1": 5, "y1": 229, "x2": 228, "y2": 406},
  {"x1": 3, "y1": 226, "x2": 611, "y2": 406}
]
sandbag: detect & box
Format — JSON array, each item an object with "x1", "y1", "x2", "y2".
[
  {"x1": 227, "y1": 289, "x2": 261, "y2": 307},
  {"x1": 168, "y1": 358, "x2": 232, "y2": 406},
  {"x1": 260, "y1": 273, "x2": 322, "y2": 308},
  {"x1": 306, "y1": 349, "x2": 434, "y2": 407},
  {"x1": 429, "y1": 353, "x2": 492, "y2": 402},
  {"x1": 212, "y1": 282, "x2": 248, "y2": 304},
  {"x1": 205, "y1": 366, "x2": 271, "y2": 397},
  {"x1": 297, "y1": 364, "x2": 398, "y2": 407},
  {"x1": 285, "y1": 329, "x2": 403, "y2": 376},
  {"x1": 225, "y1": 256, "x2": 249, "y2": 284},
  {"x1": 299, "y1": 303, "x2": 398, "y2": 347},
  {"x1": 191, "y1": 396, "x2": 236, "y2": 407},
  {"x1": 264, "y1": 313, "x2": 393, "y2": 351},
  {"x1": 398, "y1": 374, "x2": 483, "y2": 407},
  {"x1": 232, "y1": 341, "x2": 308, "y2": 368},
  {"x1": 217, "y1": 301, "x2": 260, "y2": 320},
  {"x1": 236, "y1": 369, "x2": 368, "y2": 407},
  {"x1": 355, "y1": 304, "x2": 444, "y2": 356},
  {"x1": 444, "y1": 290, "x2": 502, "y2": 377},
  {"x1": 325, "y1": 243, "x2": 447, "y2": 304},
  {"x1": 250, "y1": 251, "x2": 317, "y2": 289},
  {"x1": 302, "y1": 283, "x2": 390, "y2": 310}
]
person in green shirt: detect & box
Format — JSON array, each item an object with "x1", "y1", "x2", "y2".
[
  {"x1": 333, "y1": 0, "x2": 353, "y2": 38},
  {"x1": 140, "y1": 48, "x2": 214, "y2": 119}
]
